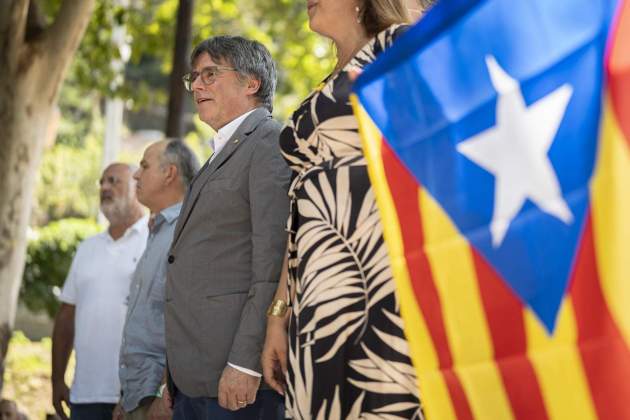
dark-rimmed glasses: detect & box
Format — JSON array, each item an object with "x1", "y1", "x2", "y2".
[{"x1": 182, "y1": 66, "x2": 237, "y2": 91}]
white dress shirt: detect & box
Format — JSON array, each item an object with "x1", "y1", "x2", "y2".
[
  {"x1": 209, "y1": 108, "x2": 262, "y2": 378},
  {"x1": 209, "y1": 108, "x2": 257, "y2": 162}
]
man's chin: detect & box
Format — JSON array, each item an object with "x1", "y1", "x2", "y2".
[
  {"x1": 100, "y1": 204, "x2": 120, "y2": 222},
  {"x1": 134, "y1": 190, "x2": 147, "y2": 206},
  {"x1": 198, "y1": 113, "x2": 217, "y2": 129}
]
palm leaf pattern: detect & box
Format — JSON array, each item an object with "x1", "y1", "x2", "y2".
[{"x1": 279, "y1": 24, "x2": 422, "y2": 419}]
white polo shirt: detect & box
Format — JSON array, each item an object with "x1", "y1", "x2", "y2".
[{"x1": 59, "y1": 216, "x2": 148, "y2": 404}]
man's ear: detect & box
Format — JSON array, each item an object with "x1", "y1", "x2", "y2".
[
  {"x1": 164, "y1": 164, "x2": 178, "y2": 186},
  {"x1": 245, "y1": 77, "x2": 261, "y2": 96}
]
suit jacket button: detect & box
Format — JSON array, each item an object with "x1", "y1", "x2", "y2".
[{"x1": 168, "y1": 255, "x2": 175, "y2": 264}]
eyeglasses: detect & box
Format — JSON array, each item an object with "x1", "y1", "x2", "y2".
[{"x1": 182, "y1": 66, "x2": 238, "y2": 91}]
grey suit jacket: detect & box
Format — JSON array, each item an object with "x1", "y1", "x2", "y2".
[{"x1": 164, "y1": 108, "x2": 290, "y2": 398}]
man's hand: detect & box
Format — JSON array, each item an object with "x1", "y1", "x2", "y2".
[
  {"x1": 217, "y1": 365, "x2": 261, "y2": 411},
  {"x1": 112, "y1": 402, "x2": 124, "y2": 420},
  {"x1": 148, "y1": 396, "x2": 172, "y2": 420},
  {"x1": 52, "y1": 380, "x2": 70, "y2": 420},
  {"x1": 261, "y1": 318, "x2": 288, "y2": 395}
]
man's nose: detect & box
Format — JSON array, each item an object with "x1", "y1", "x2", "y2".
[{"x1": 192, "y1": 74, "x2": 205, "y2": 91}]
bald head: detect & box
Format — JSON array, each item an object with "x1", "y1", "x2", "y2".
[
  {"x1": 134, "y1": 139, "x2": 200, "y2": 213},
  {"x1": 99, "y1": 162, "x2": 143, "y2": 224}
]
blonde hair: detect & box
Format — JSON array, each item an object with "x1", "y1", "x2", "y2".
[
  {"x1": 361, "y1": 0, "x2": 433, "y2": 36},
  {"x1": 361, "y1": 0, "x2": 409, "y2": 35}
]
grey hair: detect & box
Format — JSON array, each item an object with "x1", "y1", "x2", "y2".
[
  {"x1": 160, "y1": 139, "x2": 201, "y2": 188},
  {"x1": 190, "y1": 35, "x2": 277, "y2": 112}
]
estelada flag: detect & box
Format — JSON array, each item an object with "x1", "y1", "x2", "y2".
[{"x1": 352, "y1": 0, "x2": 630, "y2": 419}]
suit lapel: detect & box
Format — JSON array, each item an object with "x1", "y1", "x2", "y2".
[
  {"x1": 170, "y1": 108, "x2": 271, "y2": 249},
  {"x1": 170, "y1": 159, "x2": 209, "y2": 246},
  {"x1": 205, "y1": 107, "x2": 270, "y2": 179}
]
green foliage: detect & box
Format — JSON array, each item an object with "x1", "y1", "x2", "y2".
[
  {"x1": 41, "y1": 0, "x2": 130, "y2": 96},
  {"x1": 42, "y1": 0, "x2": 334, "y2": 119},
  {"x1": 21, "y1": 218, "x2": 101, "y2": 318},
  {"x1": 3, "y1": 331, "x2": 70, "y2": 420},
  {"x1": 33, "y1": 134, "x2": 103, "y2": 224},
  {"x1": 53, "y1": 74, "x2": 98, "y2": 148},
  {"x1": 236, "y1": 0, "x2": 335, "y2": 117},
  {"x1": 4, "y1": 331, "x2": 51, "y2": 419},
  {"x1": 5, "y1": 331, "x2": 50, "y2": 374}
]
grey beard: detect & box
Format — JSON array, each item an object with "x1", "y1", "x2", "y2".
[{"x1": 101, "y1": 198, "x2": 134, "y2": 224}]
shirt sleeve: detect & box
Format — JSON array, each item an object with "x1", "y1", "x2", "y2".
[
  {"x1": 227, "y1": 362, "x2": 262, "y2": 378},
  {"x1": 58, "y1": 244, "x2": 83, "y2": 305}
]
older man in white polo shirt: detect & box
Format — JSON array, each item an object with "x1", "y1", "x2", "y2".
[{"x1": 51, "y1": 163, "x2": 148, "y2": 420}]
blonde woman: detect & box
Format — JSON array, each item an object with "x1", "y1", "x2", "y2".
[{"x1": 262, "y1": 1, "x2": 431, "y2": 418}]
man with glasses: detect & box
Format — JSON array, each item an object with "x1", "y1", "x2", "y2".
[
  {"x1": 51, "y1": 163, "x2": 148, "y2": 420},
  {"x1": 162, "y1": 36, "x2": 290, "y2": 420}
]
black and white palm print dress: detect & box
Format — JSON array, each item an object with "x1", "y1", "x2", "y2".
[{"x1": 279, "y1": 25, "x2": 423, "y2": 420}]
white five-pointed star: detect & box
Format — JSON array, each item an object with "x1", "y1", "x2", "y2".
[{"x1": 457, "y1": 55, "x2": 574, "y2": 247}]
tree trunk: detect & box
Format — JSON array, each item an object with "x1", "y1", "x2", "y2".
[
  {"x1": 165, "y1": 0, "x2": 194, "y2": 138},
  {"x1": 0, "y1": 0, "x2": 95, "y2": 393}
]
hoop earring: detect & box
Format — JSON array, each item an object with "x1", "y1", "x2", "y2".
[{"x1": 355, "y1": 5, "x2": 361, "y2": 23}]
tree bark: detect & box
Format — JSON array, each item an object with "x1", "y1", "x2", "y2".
[
  {"x1": 165, "y1": 0, "x2": 194, "y2": 138},
  {"x1": 0, "y1": 0, "x2": 95, "y2": 393}
]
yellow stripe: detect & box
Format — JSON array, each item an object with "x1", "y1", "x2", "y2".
[
  {"x1": 419, "y1": 189, "x2": 515, "y2": 420},
  {"x1": 590, "y1": 99, "x2": 630, "y2": 347},
  {"x1": 352, "y1": 96, "x2": 457, "y2": 420},
  {"x1": 524, "y1": 300, "x2": 598, "y2": 420}
]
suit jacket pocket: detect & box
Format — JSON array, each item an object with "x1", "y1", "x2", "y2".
[
  {"x1": 196, "y1": 292, "x2": 248, "y2": 371},
  {"x1": 205, "y1": 289, "x2": 249, "y2": 299},
  {"x1": 199, "y1": 177, "x2": 246, "y2": 208}
]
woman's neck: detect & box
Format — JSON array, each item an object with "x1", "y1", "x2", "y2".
[{"x1": 333, "y1": 26, "x2": 369, "y2": 72}]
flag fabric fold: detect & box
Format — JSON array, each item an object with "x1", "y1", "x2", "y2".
[{"x1": 352, "y1": 0, "x2": 630, "y2": 418}]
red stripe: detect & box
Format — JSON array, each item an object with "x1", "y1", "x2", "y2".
[
  {"x1": 569, "y1": 213, "x2": 630, "y2": 420},
  {"x1": 472, "y1": 251, "x2": 550, "y2": 420},
  {"x1": 381, "y1": 140, "x2": 474, "y2": 420},
  {"x1": 608, "y1": 0, "x2": 630, "y2": 146}
]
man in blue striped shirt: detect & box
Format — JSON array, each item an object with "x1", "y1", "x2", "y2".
[{"x1": 114, "y1": 139, "x2": 199, "y2": 420}]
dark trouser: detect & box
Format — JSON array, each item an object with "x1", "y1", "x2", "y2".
[
  {"x1": 70, "y1": 403, "x2": 116, "y2": 420},
  {"x1": 173, "y1": 390, "x2": 284, "y2": 420}
]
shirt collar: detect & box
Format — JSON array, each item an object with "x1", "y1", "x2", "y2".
[
  {"x1": 210, "y1": 108, "x2": 258, "y2": 154},
  {"x1": 158, "y1": 202, "x2": 183, "y2": 225},
  {"x1": 106, "y1": 214, "x2": 149, "y2": 242},
  {"x1": 149, "y1": 202, "x2": 182, "y2": 233},
  {"x1": 129, "y1": 215, "x2": 150, "y2": 235}
]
